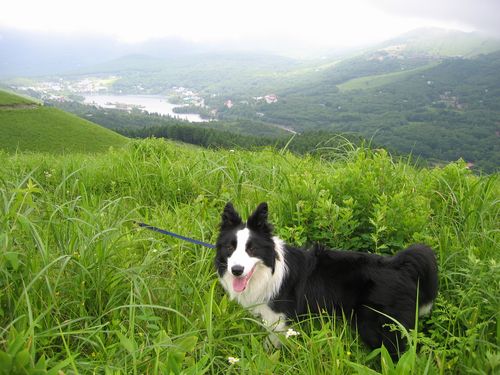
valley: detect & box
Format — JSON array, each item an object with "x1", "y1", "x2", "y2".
[{"x1": 3, "y1": 28, "x2": 498, "y2": 171}]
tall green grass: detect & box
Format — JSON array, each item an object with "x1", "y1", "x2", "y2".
[{"x1": 0, "y1": 139, "x2": 498, "y2": 374}]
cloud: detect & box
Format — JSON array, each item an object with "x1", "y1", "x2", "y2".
[
  {"x1": 0, "y1": 0, "x2": 498, "y2": 54},
  {"x1": 375, "y1": 0, "x2": 500, "y2": 35}
]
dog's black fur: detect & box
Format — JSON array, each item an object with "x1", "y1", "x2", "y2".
[{"x1": 216, "y1": 202, "x2": 438, "y2": 357}]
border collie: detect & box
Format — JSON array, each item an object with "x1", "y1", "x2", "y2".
[{"x1": 215, "y1": 202, "x2": 438, "y2": 357}]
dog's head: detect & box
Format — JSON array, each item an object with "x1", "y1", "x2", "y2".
[{"x1": 215, "y1": 202, "x2": 278, "y2": 294}]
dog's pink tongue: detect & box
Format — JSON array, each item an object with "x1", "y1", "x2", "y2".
[{"x1": 233, "y1": 276, "x2": 249, "y2": 293}]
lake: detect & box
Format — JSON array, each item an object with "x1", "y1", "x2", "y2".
[{"x1": 83, "y1": 94, "x2": 207, "y2": 122}]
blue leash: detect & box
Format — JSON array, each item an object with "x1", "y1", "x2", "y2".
[{"x1": 135, "y1": 221, "x2": 216, "y2": 249}]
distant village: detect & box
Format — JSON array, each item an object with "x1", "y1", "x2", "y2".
[
  {"x1": 12, "y1": 77, "x2": 115, "y2": 101},
  {"x1": 170, "y1": 86, "x2": 205, "y2": 107}
]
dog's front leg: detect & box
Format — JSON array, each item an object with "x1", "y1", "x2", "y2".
[
  {"x1": 253, "y1": 304, "x2": 288, "y2": 348},
  {"x1": 265, "y1": 319, "x2": 288, "y2": 349}
]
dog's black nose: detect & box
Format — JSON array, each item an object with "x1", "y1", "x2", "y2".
[{"x1": 231, "y1": 265, "x2": 244, "y2": 276}]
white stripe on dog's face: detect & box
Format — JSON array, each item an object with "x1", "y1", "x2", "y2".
[{"x1": 227, "y1": 228, "x2": 260, "y2": 276}]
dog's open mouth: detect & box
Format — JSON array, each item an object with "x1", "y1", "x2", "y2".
[{"x1": 232, "y1": 265, "x2": 256, "y2": 293}]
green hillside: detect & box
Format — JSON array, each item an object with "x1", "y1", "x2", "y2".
[
  {"x1": 337, "y1": 63, "x2": 439, "y2": 91},
  {"x1": 332, "y1": 30, "x2": 500, "y2": 93},
  {"x1": 80, "y1": 53, "x2": 300, "y2": 95},
  {"x1": 0, "y1": 89, "x2": 38, "y2": 106},
  {"x1": 234, "y1": 52, "x2": 500, "y2": 172},
  {"x1": 0, "y1": 138, "x2": 498, "y2": 373},
  {"x1": 0, "y1": 90, "x2": 128, "y2": 153}
]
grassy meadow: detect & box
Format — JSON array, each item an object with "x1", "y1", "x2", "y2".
[{"x1": 0, "y1": 138, "x2": 498, "y2": 374}]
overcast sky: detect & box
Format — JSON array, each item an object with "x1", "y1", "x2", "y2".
[{"x1": 1, "y1": 0, "x2": 498, "y2": 49}]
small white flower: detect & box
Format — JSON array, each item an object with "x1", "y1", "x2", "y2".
[
  {"x1": 152, "y1": 249, "x2": 158, "y2": 253},
  {"x1": 285, "y1": 328, "x2": 300, "y2": 338},
  {"x1": 229, "y1": 149, "x2": 235, "y2": 152},
  {"x1": 227, "y1": 356, "x2": 240, "y2": 365}
]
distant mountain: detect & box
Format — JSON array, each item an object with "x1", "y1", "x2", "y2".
[
  {"x1": 72, "y1": 52, "x2": 300, "y2": 95},
  {"x1": 77, "y1": 52, "x2": 297, "y2": 75},
  {"x1": 311, "y1": 29, "x2": 500, "y2": 89},
  {"x1": 95, "y1": 29, "x2": 500, "y2": 96},
  {"x1": 375, "y1": 28, "x2": 500, "y2": 57},
  {"x1": 0, "y1": 28, "x2": 213, "y2": 77},
  {"x1": 0, "y1": 90, "x2": 127, "y2": 153},
  {"x1": 0, "y1": 29, "x2": 118, "y2": 77},
  {"x1": 2, "y1": 26, "x2": 498, "y2": 81}
]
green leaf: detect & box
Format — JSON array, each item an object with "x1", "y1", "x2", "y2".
[
  {"x1": 154, "y1": 330, "x2": 171, "y2": 346},
  {"x1": 116, "y1": 332, "x2": 136, "y2": 354},
  {"x1": 365, "y1": 347, "x2": 382, "y2": 362},
  {"x1": 7, "y1": 329, "x2": 26, "y2": 357},
  {"x1": 166, "y1": 352, "x2": 182, "y2": 375},
  {"x1": 14, "y1": 349, "x2": 30, "y2": 368},
  {"x1": 46, "y1": 357, "x2": 74, "y2": 375},
  {"x1": 395, "y1": 349, "x2": 416, "y2": 375},
  {"x1": 34, "y1": 354, "x2": 47, "y2": 370},
  {"x1": 174, "y1": 335, "x2": 198, "y2": 353},
  {"x1": 347, "y1": 360, "x2": 382, "y2": 375},
  {"x1": 380, "y1": 345, "x2": 395, "y2": 375},
  {"x1": 182, "y1": 354, "x2": 210, "y2": 375},
  {"x1": 0, "y1": 352, "x2": 13, "y2": 375},
  {"x1": 5, "y1": 252, "x2": 20, "y2": 271},
  {"x1": 269, "y1": 350, "x2": 281, "y2": 364}
]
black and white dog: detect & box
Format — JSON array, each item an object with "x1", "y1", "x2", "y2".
[{"x1": 215, "y1": 202, "x2": 438, "y2": 356}]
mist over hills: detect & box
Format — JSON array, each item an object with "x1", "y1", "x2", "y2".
[
  {"x1": 0, "y1": 28, "x2": 216, "y2": 77},
  {"x1": 2, "y1": 27, "x2": 500, "y2": 78},
  {"x1": 0, "y1": 27, "x2": 340, "y2": 77},
  {"x1": 375, "y1": 28, "x2": 500, "y2": 57}
]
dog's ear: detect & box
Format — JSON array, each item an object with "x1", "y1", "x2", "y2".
[
  {"x1": 220, "y1": 202, "x2": 242, "y2": 230},
  {"x1": 247, "y1": 202, "x2": 273, "y2": 234}
]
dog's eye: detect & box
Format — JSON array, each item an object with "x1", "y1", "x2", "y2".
[{"x1": 247, "y1": 247, "x2": 255, "y2": 255}]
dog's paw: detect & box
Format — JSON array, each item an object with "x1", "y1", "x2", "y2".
[{"x1": 264, "y1": 333, "x2": 282, "y2": 350}]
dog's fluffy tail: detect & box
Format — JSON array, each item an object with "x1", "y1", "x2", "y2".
[{"x1": 395, "y1": 244, "x2": 438, "y2": 311}]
